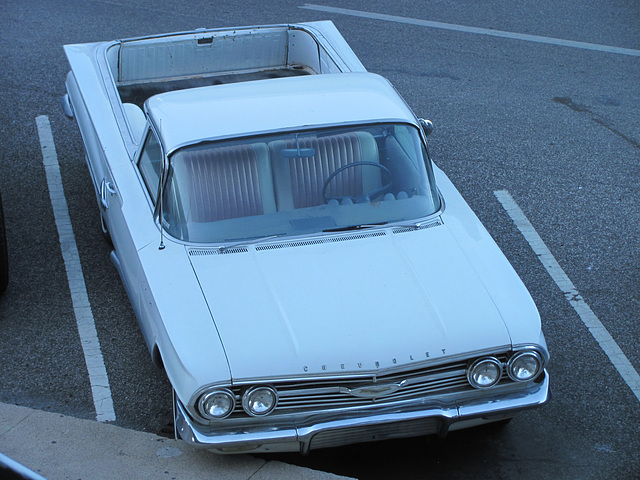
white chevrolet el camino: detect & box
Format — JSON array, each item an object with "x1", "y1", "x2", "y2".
[{"x1": 62, "y1": 21, "x2": 549, "y2": 453}]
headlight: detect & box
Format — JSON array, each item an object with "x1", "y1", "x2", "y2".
[
  {"x1": 198, "y1": 389, "x2": 235, "y2": 420},
  {"x1": 467, "y1": 357, "x2": 503, "y2": 389},
  {"x1": 507, "y1": 351, "x2": 543, "y2": 382},
  {"x1": 242, "y1": 386, "x2": 278, "y2": 416}
]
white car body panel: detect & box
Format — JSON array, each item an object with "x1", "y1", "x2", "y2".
[
  {"x1": 190, "y1": 221, "x2": 512, "y2": 380},
  {"x1": 149, "y1": 73, "x2": 416, "y2": 153}
]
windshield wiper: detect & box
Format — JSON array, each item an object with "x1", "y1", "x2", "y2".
[
  {"x1": 392, "y1": 219, "x2": 441, "y2": 230},
  {"x1": 323, "y1": 222, "x2": 388, "y2": 233},
  {"x1": 215, "y1": 234, "x2": 286, "y2": 253}
]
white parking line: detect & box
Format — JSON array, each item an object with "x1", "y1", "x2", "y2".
[
  {"x1": 36, "y1": 115, "x2": 116, "y2": 422},
  {"x1": 494, "y1": 190, "x2": 640, "y2": 403},
  {"x1": 300, "y1": 4, "x2": 640, "y2": 57}
]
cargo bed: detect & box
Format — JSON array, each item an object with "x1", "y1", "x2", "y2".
[{"x1": 106, "y1": 23, "x2": 364, "y2": 107}]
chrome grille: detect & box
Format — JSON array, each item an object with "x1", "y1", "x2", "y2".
[
  {"x1": 276, "y1": 363, "x2": 469, "y2": 412},
  {"x1": 229, "y1": 356, "x2": 509, "y2": 417}
]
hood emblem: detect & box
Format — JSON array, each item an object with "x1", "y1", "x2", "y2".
[{"x1": 343, "y1": 381, "x2": 405, "y2": 399}]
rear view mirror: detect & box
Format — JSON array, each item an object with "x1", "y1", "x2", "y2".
[{"x1": 281, "y1": 148, "x2": 316, "y2": 158}]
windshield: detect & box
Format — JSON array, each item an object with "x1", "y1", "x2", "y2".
[{"x1": 162, "y1": 123, "x2": 440, "y2": 243}]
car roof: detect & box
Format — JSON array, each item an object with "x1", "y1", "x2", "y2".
[{"x1": 145, "y1": 72, "x2": 418, "y2": 153}]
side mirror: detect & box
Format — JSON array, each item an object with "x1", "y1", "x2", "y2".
[{"x1": 418, "y1": 118, "x2": 433, "y2": 137}]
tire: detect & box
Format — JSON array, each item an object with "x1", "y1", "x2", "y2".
[{"x1": 0, "y1": 191, "x2": 9, "y2": 293}]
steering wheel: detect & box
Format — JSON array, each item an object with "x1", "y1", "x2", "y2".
[{"x1": 322, "y1": 162, "x2": 393, "y2": 203}]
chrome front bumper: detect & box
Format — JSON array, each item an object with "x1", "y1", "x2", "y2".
[{"x1": 175, "y1": 372, "x2": 550, "y2": 454}]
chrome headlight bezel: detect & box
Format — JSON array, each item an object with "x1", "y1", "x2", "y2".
[
  {"x1": 507, "y1": 350, "x2": 543, "y2": 382},
  {"x1": 467, "y1": 357, "x2": 503, "y2": 389},
  {"x1": 198, "y1": 389, "x2": 236, "y2": 420},
  {"x1": 242, "y1": 385, "x2": 278, "y2": 416}
]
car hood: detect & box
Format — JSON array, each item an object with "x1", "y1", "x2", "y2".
[{"x1": 188, "y1": 226, "x2": 513, "y2": 380}]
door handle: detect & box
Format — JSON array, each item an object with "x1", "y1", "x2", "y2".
[{"x1": 100, "y1": 179, "x2": 116, "y2": 209}]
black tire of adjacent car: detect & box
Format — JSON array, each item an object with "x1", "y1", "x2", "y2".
[{"x1": 0, "y1": 191, "x2": 8, "y2": 293}]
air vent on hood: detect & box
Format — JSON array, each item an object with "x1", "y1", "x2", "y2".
[
  {"x1": 256, "y1": 231, "x2": 387, "y2": 251},
  {"x1": 188, "y1": 247, "x2": 249, "y2": 256},
  {"x1": 392, "y1": 219, "x2": 443, "y2": 235}
]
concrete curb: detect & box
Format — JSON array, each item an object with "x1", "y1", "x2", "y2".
[{"x1": 0, "y1": 402, "x2": 354, "y2": 480}]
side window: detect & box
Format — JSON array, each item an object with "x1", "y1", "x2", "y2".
[{"x1": 138, "y1": 130, "x2": 163, "y2": 202}]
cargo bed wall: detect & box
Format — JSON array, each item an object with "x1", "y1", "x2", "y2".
[
  {"x1": 107, "y1": 23, "x2": 360, "y2": 107},
  {"x1": 109, "y1": 25, "x2": 349, "y2": 86}
]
